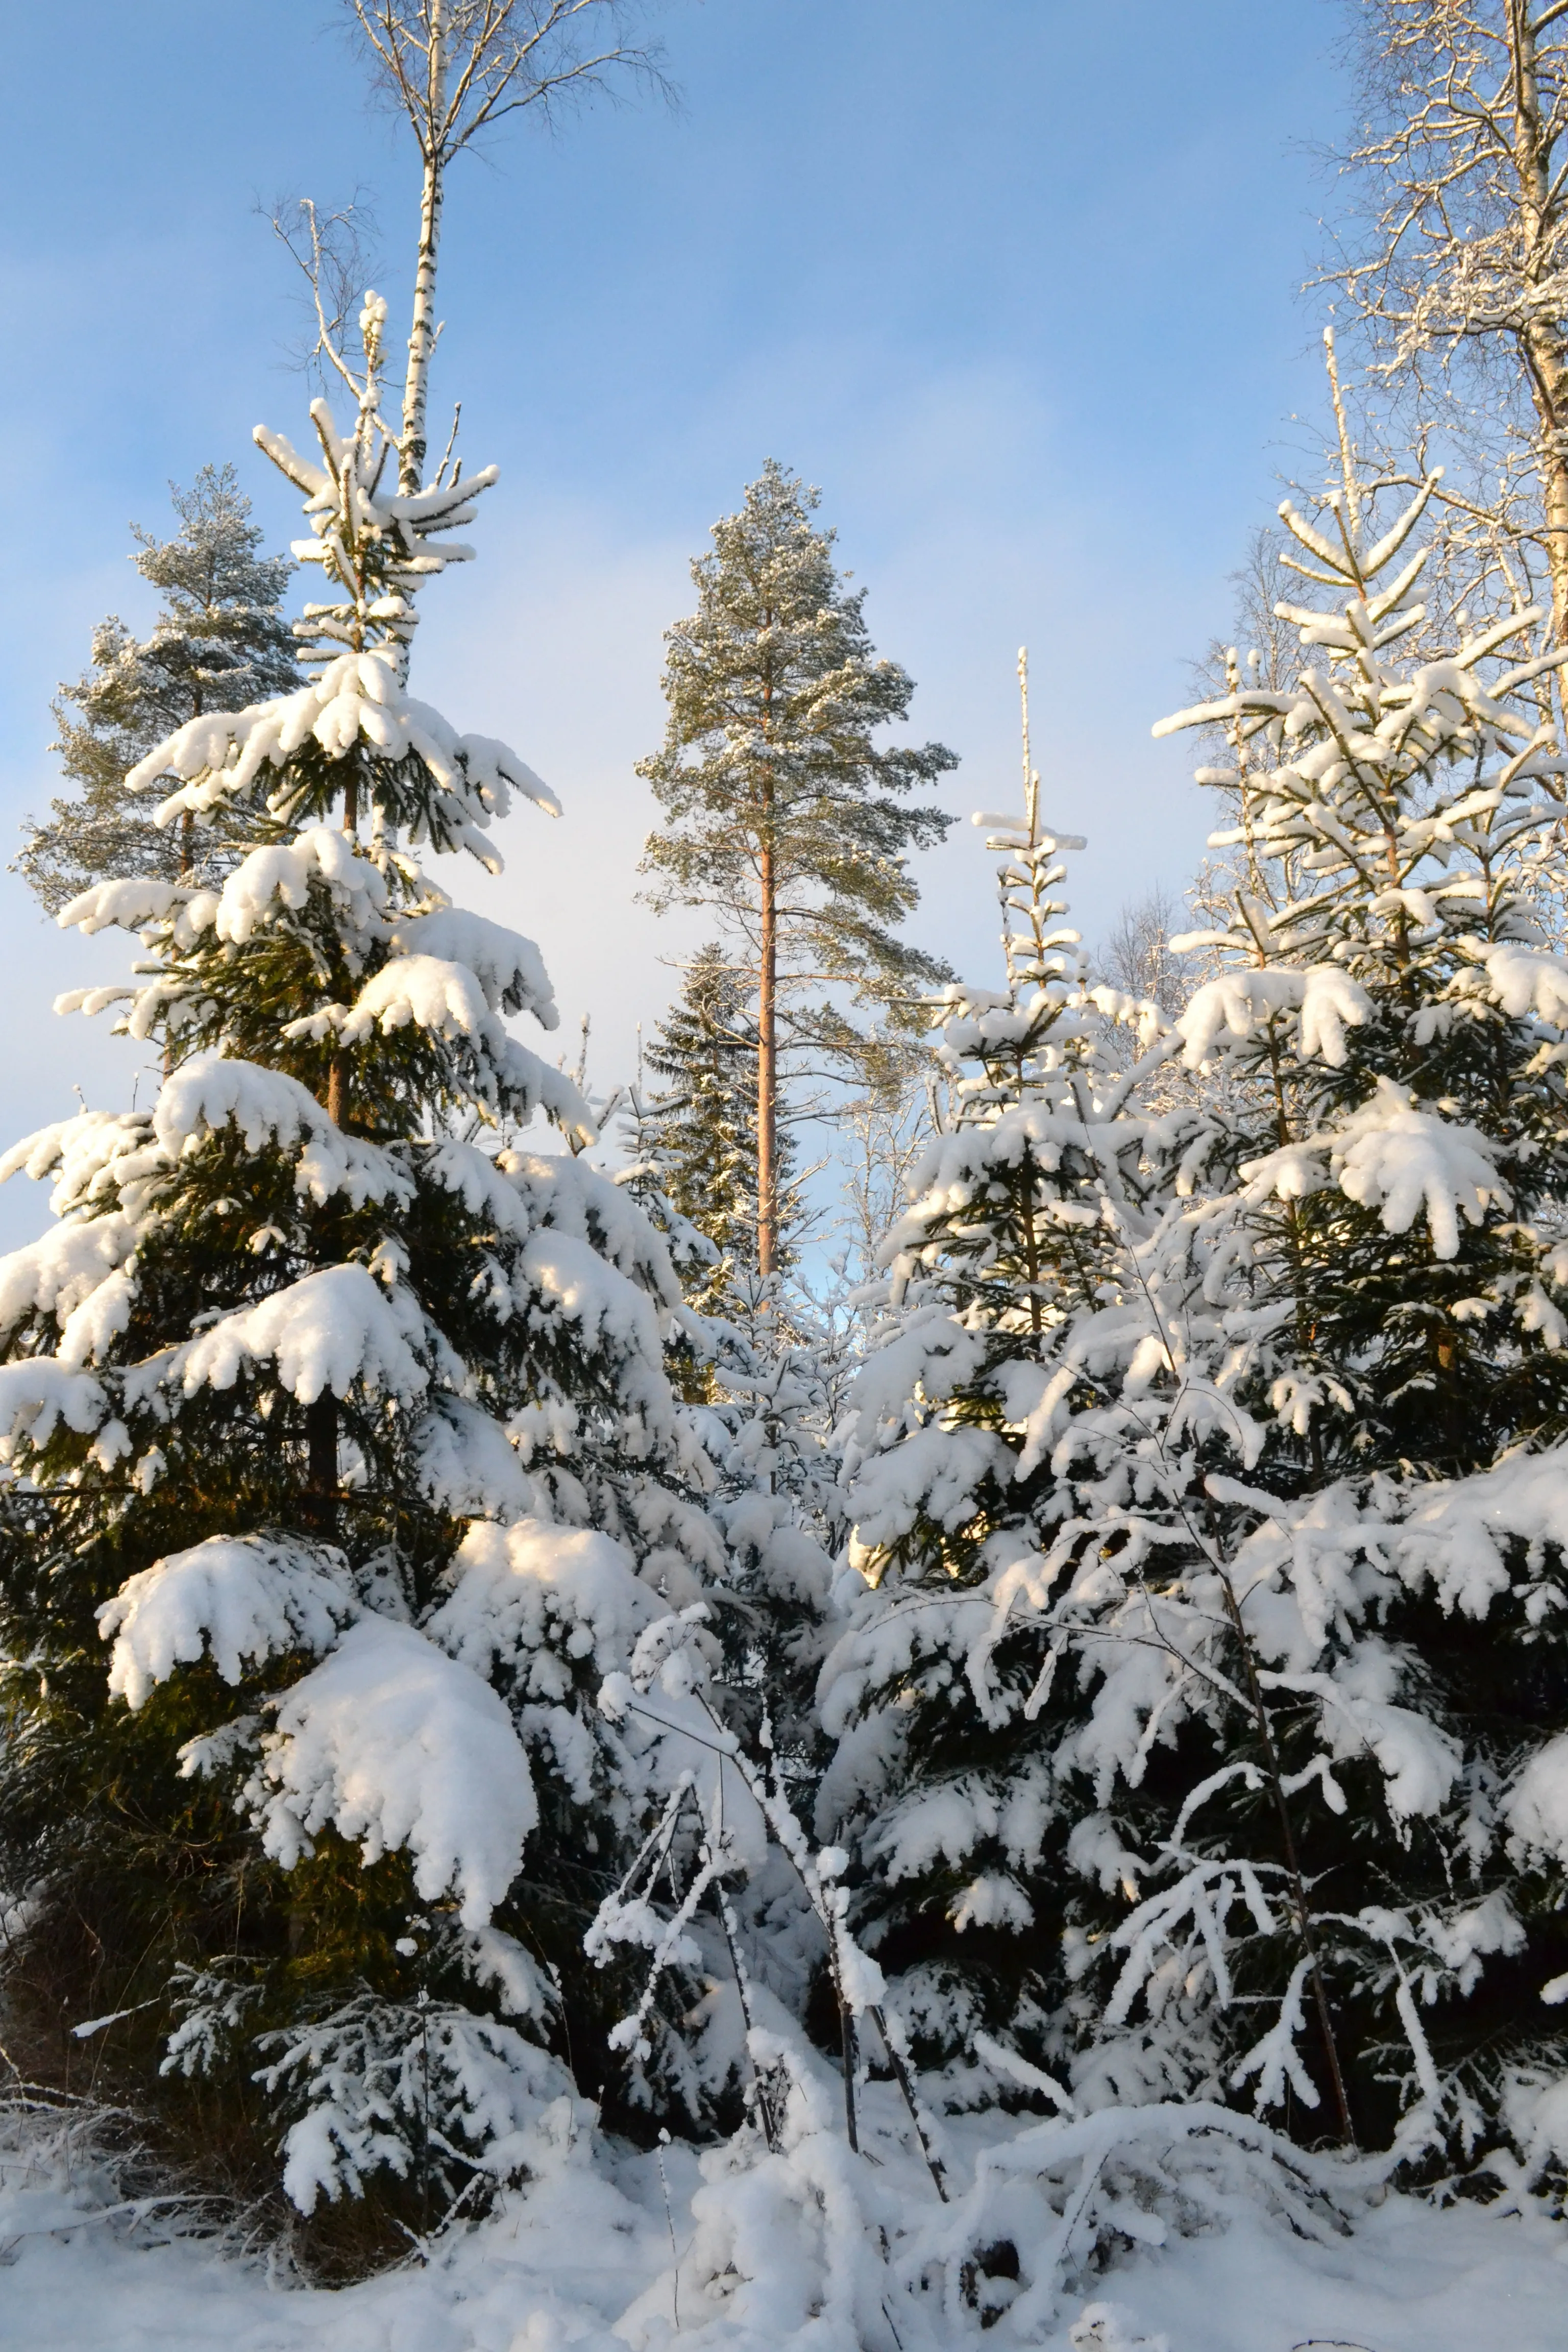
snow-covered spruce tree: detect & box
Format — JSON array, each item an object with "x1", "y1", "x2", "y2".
[
  {"x1": 574, "y1": 1274, "x2": 852, "y2": 2149},
  {"x1": 588, "y1": 977, "x2": 849, "y2": 2130},
  {"x1": 17, "y1": 465, "x2": 298, "y2": 912},
  {"x1": 634, "y1": 943, "x2": 784, "y2": 1316},
  {"x1": 0, "y1": 303, "x2": 723, "y2": 2242},
  {"x1": 815, "y1": 731, "x2": 1184, "y2": 2111},
  {"x1": 826, "y1": 461, "x2": 1568, "y2": 2185},
  {"x1": 1126, "y1": 451, "x2": 1568, "y2": 2162}
]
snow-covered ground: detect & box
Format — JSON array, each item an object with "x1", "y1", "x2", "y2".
[{"x1": 5, "y1": 2110, "x2": 1566, "y2": 2352}]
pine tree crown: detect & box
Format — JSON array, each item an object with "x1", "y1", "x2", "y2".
[{"x1": 638, "y1": 459, "x2": 960, "y2": 1014}]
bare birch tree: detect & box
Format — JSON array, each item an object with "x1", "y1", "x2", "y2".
[
  {"x1": 343, "y1": 0, "x2": 662, "y2": 489},
  {"x1": 829, "y1": 1030, "x2": 940, "y2": 1292},
  {"x1": 1326, "y1": 2, "x2": 1568, "y2": 638}
]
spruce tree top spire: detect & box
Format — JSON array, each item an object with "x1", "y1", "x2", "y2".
[
  {"x1": 943, "y1": 645, "x2": 1102, "y2": 1130},
  {"x1": 1158, "y1": 332, "x2": 1568, "y2": 1001},
  {"x1": 111, "y1": 300, "x2": 559, "y2": 887}
]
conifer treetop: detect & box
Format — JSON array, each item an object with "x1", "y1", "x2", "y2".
[
  {"x1": 1156, "y1": 340, "x2": 1568, "y2": 993},
  {"x1": 639, "y1": 459, "x2": 957, "y2": 1006},
  {"x1": 17, "y1": 464, "x2": 300, "y2": 913},
  {"x1": 121, "y1": 300, "x2": 556, "y2": 872},
  {"x1": 129, "y1": 463, "x2": 297, "y2": 679},
  {"x1": 629, "y1": 944, "x2": 777, "y2": 1305}
]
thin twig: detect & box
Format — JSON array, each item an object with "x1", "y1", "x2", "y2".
[{"x1": 868, "y1": 2006, "x2": 947, "y2": 2200}]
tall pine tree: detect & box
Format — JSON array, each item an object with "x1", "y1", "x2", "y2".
[{"x1": 638, "y1": 462, "x2": 957, "y2": 1278}]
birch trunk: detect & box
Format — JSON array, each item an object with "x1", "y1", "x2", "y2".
[
  {"x1": 400, "y1": 0, "x2": 447, "y2": 496},
  {"x1": 1508, "y1": 3, "x2": 1568, "y2": 645},
  {"x1": 1534, "y1": 357, "x2": 1568, "y2": 648}
]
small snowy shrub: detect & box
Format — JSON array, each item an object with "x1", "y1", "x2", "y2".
[{"x1": 252, "y1": 1992, "x2": 580, "y2": 2218}]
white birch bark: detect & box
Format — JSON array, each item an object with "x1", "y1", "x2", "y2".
[
  {"x1": 341, "y1": 0, "x2": 657, "y2": 494},
  {"x1": 400, "y1": 1, "x2": 448, "y2": 494},
  {"x1": 1328, "y1": 2, "x2": 1568, "y2": 645}
]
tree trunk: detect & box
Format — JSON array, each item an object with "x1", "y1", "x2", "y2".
[
  {"x1": 1509, "y1": 3, "x2": 1568, "y2": 649},
  {"x1": 308, "y1": 770, "x2": 360, "y2": 1522},
  {"x1": 327, "y1": 770, "x2": 358, "y2": 1133},
  {"x1": 754, "y1": 629, "x2": 779, "y2": 1281},
  {"x1": 314, "y1": 1012, "x2": 346, "y2": 1518},
  {"x1": 327, "y1": 1052, "x2": 350, "y2": 1131},
  {"x1": 400, "y1": 0, "x2": 447, "y2": 496},
  {"x1": 1521, "y1": 320, "x2": 1568, "y2": 648},
  {"x1": 756, "y1": 836, "x2": 777, "y2": 1279},
  {"x1": 304, "y1": 1391, "x2": 339, "y2": 1539}
]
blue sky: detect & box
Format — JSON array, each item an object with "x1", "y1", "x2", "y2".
[{"x1": 0, "y1": 0, "x2": 1350, "y2": 1245}]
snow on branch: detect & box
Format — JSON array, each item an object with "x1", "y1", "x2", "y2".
[
  {"x1": 132, "y1": 649, "x2": 556, "y2": 871},
  {"x1": 100, "y1": 1535, "x2": 359, "y2": 1709},
  {"x1": 137, "y1": 1262, "x2": 430, "y2": 1408},
  {"x1": 240, "y1": 1615, "x2": 537, "y2": 1927}
]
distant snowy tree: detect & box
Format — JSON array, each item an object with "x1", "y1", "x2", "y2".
[
  {"x1": 1091, "y1": 885, "x2": 1192, "y2": 1020},
  {"x1": 16, "y1": 467, "x2": 297, "y2": 912},
  {"x1": 0, "y1": 298, "x2": 724, "y2": 2238},
  {"x1": 632, "y1": 944, "x2": 787, "y2": 1313},
  {"x1": 832, "y1": 1032, "x2": 939, "y2": 1301},
  {"x1": 638, "y1": 461, "x2": 958, "y2": 1277}
]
